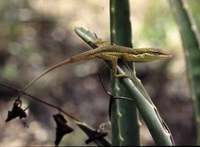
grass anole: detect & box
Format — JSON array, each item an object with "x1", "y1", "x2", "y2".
[{"x1": 19, "y1": 43, "x2": 172, "y2": 95}]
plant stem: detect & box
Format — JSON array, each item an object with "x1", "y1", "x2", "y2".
[{"x1": 110, "y1": 0, "x2": 140, "y2": 146}]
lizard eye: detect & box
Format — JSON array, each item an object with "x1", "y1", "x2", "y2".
[{"x1": 153, "y1": 50, "x2": 160, "y2": 55}]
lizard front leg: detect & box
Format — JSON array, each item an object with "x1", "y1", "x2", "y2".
[{"x1": 96, "y1": 53, "x2": 129, "y2": 78}]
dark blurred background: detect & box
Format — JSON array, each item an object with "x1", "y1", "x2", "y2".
[{"x1": 0, "y1": 0, "x2": 199, "y2": 146}]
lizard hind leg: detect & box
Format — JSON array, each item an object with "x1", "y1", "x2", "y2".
[{"x1": 91, "y1": 38, "x2": 110, "y2": 46}]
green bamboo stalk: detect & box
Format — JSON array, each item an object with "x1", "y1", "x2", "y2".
[
  {"x1": 169, "y1": 0, "x2": 200, "y2": 145},
  {"x1": 110, "y1": 0, "x2": 140, "y2": 146}
]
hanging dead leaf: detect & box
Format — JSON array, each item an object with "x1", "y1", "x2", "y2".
[
  {"x1": 5, "y1": 99, "x2": 27, "y2": 122},
  {"x1": 53, "y1": 113, "x2": 73, "y2": 146},
  {"x1": 85, "y1": 130, "x2": 108, "y2": 144}
]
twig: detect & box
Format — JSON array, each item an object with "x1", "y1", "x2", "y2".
[
  {"x1": 97, "y1": 72, "x2": 134, "y2": 102},
  {"x1": 0, "y1": 83, "x2": 79, "y2": 122}
]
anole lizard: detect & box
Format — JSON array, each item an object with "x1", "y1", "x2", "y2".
[{"x1": 19, "y1": 43, "x2": 172, "y2": 96}]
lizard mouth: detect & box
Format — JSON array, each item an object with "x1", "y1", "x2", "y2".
[{"x1": 159, "y1": 52, "x2": 172, "y2": 59}]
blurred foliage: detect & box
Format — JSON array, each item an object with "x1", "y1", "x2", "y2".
[
  {"x1": 0, "y1": 0, "x2": 199, "y2": 146},
  {"x1": 169, "y1": 0, "x2": 200, "y2": 145}
]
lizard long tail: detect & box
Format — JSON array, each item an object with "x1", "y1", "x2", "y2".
[{"x1": 20, "y1": 50, "x2": 96, "y2": 96}]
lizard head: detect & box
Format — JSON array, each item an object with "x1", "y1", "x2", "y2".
[{"x1": 135, "y1": 48, "x2": 172, "y2": 62}]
